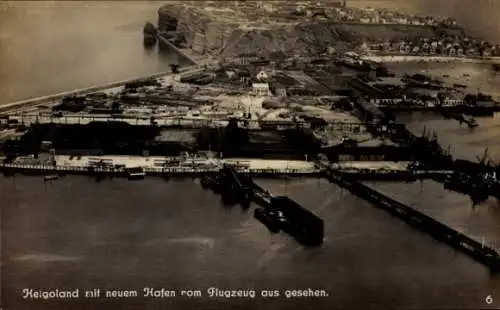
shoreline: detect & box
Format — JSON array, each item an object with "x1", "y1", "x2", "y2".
[
  {"x1": 0, "y1": 40, "x2": 210, "y2": 113},
  {"x1": 362, "y1": 54, "x2": 500, "y2": 64},
  {"x1": 0, "y1": 71, "x2": 175, "y2": 114}
]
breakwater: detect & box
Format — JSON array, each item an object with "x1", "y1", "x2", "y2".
[
  {"x1": 200, "y1": 165, "x2": 324, "y2": 246},
  {"x1": 5, "y1": 113, "x2": 370, "y2": 130},
  {"x1": 319, "y1": 161, "x2": 500, "y2": 272}
]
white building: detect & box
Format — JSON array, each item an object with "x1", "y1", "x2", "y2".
[
  {"x1": 275, "y1": 86, "x2": 287, "y2": 97},
  {"x1": 192, "y1": 33, "x2": 206, "y2": 54},
  {"x1": 256, "y1": 70, "x2": 269, "y2": 81},
  {"x1": 262, "y1": 3, "x2": 276, "y2": 12},
  {"x1": 172, "y1": 83, "x2": 192, "y2": 92},
  {"x1": 327, "y1": 45, "x2": 337, "y2": 55},
  {"x1": 252, "y1": 83, "x2": 271, "y2": 96}
]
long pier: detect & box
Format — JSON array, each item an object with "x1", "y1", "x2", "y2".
[
  {"x1": 0, "y1": 159, "x2": 454, "y2": 182},
  {"x1": 4, "y1": 113, "x2": 370, "y2": 131},
  {"x1": 317, "y1": 160, "x2": 500, "y2": 272},
  {"x1": 0, "y1": 162, "x2": 319, "y2": 178}
]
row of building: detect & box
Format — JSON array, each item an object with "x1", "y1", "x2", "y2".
[
  {"x1": 243, "y1": 1, "x2": 458, "y2": 28},
  {"x1": 212, "y1": 66, "x2": 317, "y2": 97},
  {"x1": 329, "y1": 7, "x2": 458, "y2": 27},
  {"x1": 363, "y1": 37, "x2": 500, "y2": 58}
]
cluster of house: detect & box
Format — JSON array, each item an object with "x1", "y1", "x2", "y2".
[
  {"x1": 214, "y1": 53, "x2": 276, "y2": 96},
  {"x1": 259, "y1": 1, "x2": 458, "y2": 28},
  {"x1": 212, "y1": 52, "x2": 343, "y2": 97},
  {"x1": 368, "y1": 96, "x2": 464, "y2": 107},
  {"x1": 212, "y1": 64, "x2": 316, "y2": 97},
  {"x1": 327, "y1": 6, "x2": 458, "y2": 27},
  {"x1": 364, "y1": 36, "x2": 500, "y2": 57}
]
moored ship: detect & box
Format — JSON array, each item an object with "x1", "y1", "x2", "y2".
[{"x1": 125, "y1": 167, "x2": 145, "y2": 180}]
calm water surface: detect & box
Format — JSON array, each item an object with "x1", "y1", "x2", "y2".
[
  {"x1": 0, "y1": 1, "x2": 187, "y2": 104},
  {"x1": 2, "y1": 1, "x2": 500, "y2": 309}
]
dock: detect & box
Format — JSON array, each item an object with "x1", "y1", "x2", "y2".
[
  {"x1": 0, "y1": 162, "x2": 319, "y2": 178},
  {"x1": 0, "y1": 154, "x2": 453, "y2": 182},
  {"x1": 316, "y1": 160, "x2": 500, "y2": 272},
  {"x1": 4, "y1": 113, "x2": 370, "y2": 130},
  {"x1": 199, "y1": 164, "x2": 324, "y2": 246}
]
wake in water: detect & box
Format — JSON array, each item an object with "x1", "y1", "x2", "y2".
[
  {"x1": 13, "y1": 253, "x2": 82, "y2": 263},
  {"x1": 143, "y1": 236, "x2": 216, "y2": 249}
]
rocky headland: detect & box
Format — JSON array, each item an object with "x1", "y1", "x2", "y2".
[{"x1": 157, "y1": 1, "x2": 465, "y2": 57}]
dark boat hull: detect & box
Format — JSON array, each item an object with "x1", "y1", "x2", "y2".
[
  {"x1": 127, "y1": 174, "x2": 145, "y2": 180},
  {"x1": 254, "y1": 208, "x2": 281, "y2": 233}
]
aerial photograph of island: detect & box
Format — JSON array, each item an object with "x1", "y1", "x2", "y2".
[{"x1": 1, "y1": 0, "x2": 500, "y2": 309}]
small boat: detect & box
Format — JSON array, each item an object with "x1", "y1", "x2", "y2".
[
  {"x1": 466, "y1": 118, "x2": 478, "y2": 128},
  {"x1": 254, "y1": 208, "x2": 282, "y2": 233},
  {"x1": 44, "y1": 175, "x2": 60, "y2": 182},
  {"x1": 126, "y1": 167, "x2": 145, "y2": 180},
  {"x1": 200, "y1": 175, "x2": 220, "y2": 192},
  {"x1": 444, "y1": 173, "x2": 481, "y2": 195},
  {"x1": 461, "y1": 114, "x2": 478, "y2": 128}
]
